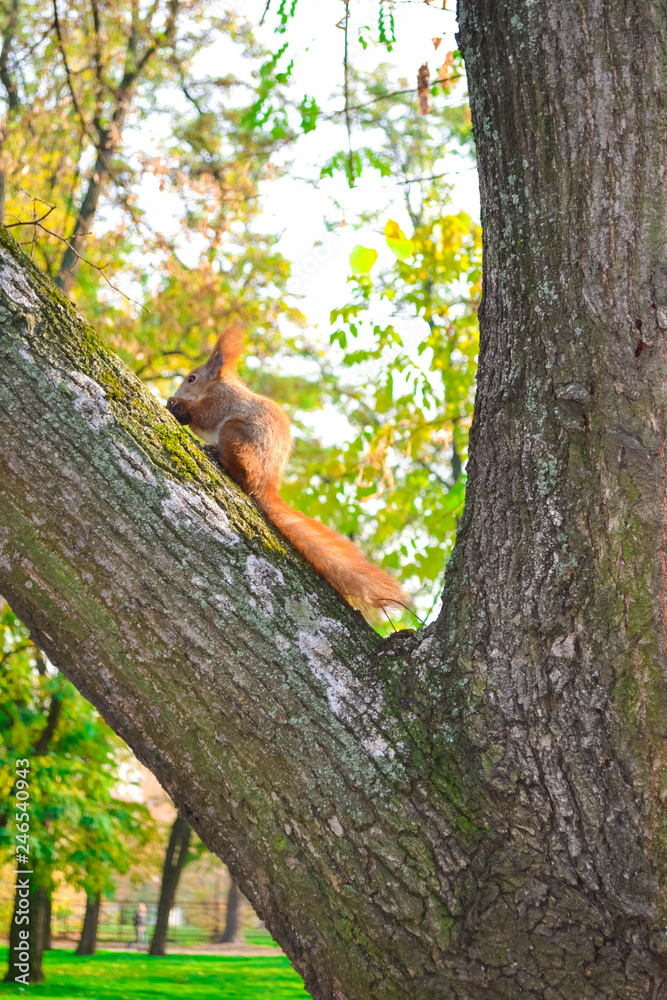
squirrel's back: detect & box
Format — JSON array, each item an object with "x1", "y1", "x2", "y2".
[{"x1": 168, "y1": 324, "x2": 408, "y2": 611}]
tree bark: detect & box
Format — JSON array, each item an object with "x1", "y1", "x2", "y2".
[
  {"x1": 217, "y1": 880, "x2": 244, "y2": 944},
  {"x1": 42, "y1": 889, "x2": 51, "y2": 951},
  {"x1": 75, "y1": 894, "x2": 100, "y2": 956},
  {"x1": 149, "y1": 816, "x2": 191, "y2": 956},
  {"x1": 4, "y1": 881, "x2": 46, "y2": 984},
  {"x1": 1, "y1": 1, "x2": 667, "y2": 994}
]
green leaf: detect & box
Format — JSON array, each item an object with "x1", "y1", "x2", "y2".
[
  {"x1": 349, "y1": 244, "x2": 378, "y2": 274},
  {"x1": 299, "y1": 95, "x2": 320, "y2": 133}
]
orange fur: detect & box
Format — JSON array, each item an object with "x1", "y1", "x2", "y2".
[
  {"x1": 215, "y1": 323, "x2": 245, "y2": 372},
  {"x1": 167, "y1": 327, "x2": 407, "y2": 610}
]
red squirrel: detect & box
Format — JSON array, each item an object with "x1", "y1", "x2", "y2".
[{"x1": 166, "y1": 325, "x2": 407, "y2": 610}]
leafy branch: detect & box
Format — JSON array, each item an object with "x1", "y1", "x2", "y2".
[{"x1": 5, "y1": 193, "x2": 147, "y2": 311}]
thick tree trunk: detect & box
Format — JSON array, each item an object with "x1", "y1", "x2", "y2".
[
  {"x1": 1, "y1": 2, "x2": 667, "y2": 995},
  {"x1": 4, "y1": 881, "x2": 46, "y2": 984},
  {"x1": 149, "y1": 816, "x2": 191, "y2": 956},
  {"x1": 217, "y1": 880, "x2": 244, "y2": 945},
  {"x1": 75, "y1": 894, "x2": 100, "y2": 956}
]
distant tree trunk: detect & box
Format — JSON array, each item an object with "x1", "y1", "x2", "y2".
[
  {"x1": 148, "y1": 816, "x2": 191, "y2": 957},
  {"x1": 217, "y1": 880, "x2": 244, "y2": 944},
  {"x1": 54, "y1": 150, "x2": 111, "y2": 295},
  {"x1": 75, "y1": 894, "x2": 100, "y2": 957},
  {"x1": 52, "y1": 4, "x2": 178, "y2": 295},
  {"x1": 41, "y1": 888, "x2": 51, "y2": 951},
  {"x1": 0, "y1": 0, "x2": 20, "y2": 221},
  {"x1": 4, "y1": 880, "x2": 46, "y2": 983}
]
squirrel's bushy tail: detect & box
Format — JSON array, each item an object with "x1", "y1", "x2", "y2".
[{"x1": 257, "y1": 489, "x2": 407, "y2": 611}]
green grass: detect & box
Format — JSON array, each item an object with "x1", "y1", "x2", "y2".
[
  {"x1": 243, "y1": 927, "x2": 280, "y2": 947},
  {"x1": 0, "y1": 948, "x2": 310, "y2": 999}
]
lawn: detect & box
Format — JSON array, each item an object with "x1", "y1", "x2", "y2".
[{"x1": 0, "y1": 948, "x2": 310, "y2": 999}]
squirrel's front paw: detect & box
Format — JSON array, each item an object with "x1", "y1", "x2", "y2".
[{"x1": 167, "y1": 398, "x2": 192, "y2": 426}]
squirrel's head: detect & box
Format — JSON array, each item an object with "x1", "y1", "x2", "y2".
[
  {"x1": 166, "y1": 325, "x2": 244, "y2": 424},
  {"x1": 166, "y1": 348, "x2": 225, "y2": 425},
  {"x1": 170, "y1": 349, "x2": 224, "y2": 404}
]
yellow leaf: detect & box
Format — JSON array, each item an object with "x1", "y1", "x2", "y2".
[
  {"x1": 384, "y1": 219, "x2": 413, "y2": 260},
  {"x1": 438, "y1": 51, "x2": 455, "y2": 84}
]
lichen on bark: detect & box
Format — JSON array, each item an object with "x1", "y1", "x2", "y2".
[{"x1": 2, "y1": 1, "x2": 667, "y2": 996}]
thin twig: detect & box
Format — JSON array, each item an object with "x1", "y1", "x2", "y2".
[
  {"x1": 5, "y1": 205, "x2": 55, "y2": 228},
  {"x1": 173, "y1": 57, "x2": 205, "y2": 115},
  {"x1": 396, "y1": 165, "x2": 476, "y2": 185},
  {"x1": 324, "y1": 74, "x2": 464, "y2": 122},
  {"x1": 395, "y1": 601, "x2": 426, "y2": 626},
  {"x1": 414, "y1": 457, "x2": 450, "y2": 487},
  {"x1": 342, "y1": 0, "x2": 354, "y2": 186},
  {"x1": 6, "y1": 194, "x2": 148, "y2": 312},
  {"x1": 382, "y1": 607, "x2": 399, "y2": 633},
  {"x1": 52, "y1": 0, "x2": 96, "y2": 144}
]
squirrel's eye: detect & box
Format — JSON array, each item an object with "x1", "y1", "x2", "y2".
[{"x1": 187, "y1": 374, "x2": 196, "y2": 383}]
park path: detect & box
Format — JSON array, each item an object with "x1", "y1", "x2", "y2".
[{"x1": 51, "y1": 941, "x2": 282, "y2": 958}]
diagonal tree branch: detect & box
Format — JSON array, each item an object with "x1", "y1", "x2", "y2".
[
  {"x1": 2, "y1": 0, "x2": 667, "y2": 992},
  {"x1": 0, "y1": 226, "x2": 474, "y2": 999}
]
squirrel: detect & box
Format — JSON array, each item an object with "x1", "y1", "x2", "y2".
[{"x1": 166, "y1": 325, "x2": 407, "y2": 611}]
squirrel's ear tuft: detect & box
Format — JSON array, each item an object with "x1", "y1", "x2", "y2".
[
  {"x1": 214, "y1": 324, "x2": 245, "y2": 364},
  {"x1": 205, "y1": 350, "x2": 224, "y2": 374}
]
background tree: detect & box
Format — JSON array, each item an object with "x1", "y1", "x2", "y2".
[
  {"x1": 216, "y1": 879, "x2": 246, "y2": 945},
  {"x1": 68, "y1": 792, "x2": 154, "y2": 956},
  {"x1": 0, "y1": 603, "x2": 154, "y2": 980},
  {"x1": 0, "y1": 0, "x2": 308, "y2": 350},
  {"x1": 148, "y1": 814, "x2": 194, "y2": 956}
]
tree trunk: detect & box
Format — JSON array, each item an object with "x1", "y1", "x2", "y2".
[
  {"x1": 149, "y1": 816, "x2": 191, "y2": 956},
  {"x1": 0, "y1": 0, "x2": 21, "y2": 222},
  {"x1": 55, "y1": 149, "x2": 110, "y2": 295},
  {"x1": 42, "y1": 889, "x2": 51, "y2": 951},
  {"x1": 2, "y1": 2, "x2": 667, "y2": 994},
  {"x1": 75, "y1": 894, "x2": 100, "y2": 956},
  {"x1": 217, "y1": 880, "x2": 244, "y2": 945},
  {"x1": 4, "y1": 880, "x2": 46, "y2": 984}
]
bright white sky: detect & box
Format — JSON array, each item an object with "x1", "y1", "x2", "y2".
[
  {"x1": 125, "y1": 0, "x2": 480, "y2": 447},
  {"x1": 126, "y1": 0, "x2": 479, "y2": 336},
  {"x1": 218, "y1": 0, "x2": 479, "y2": 332}
]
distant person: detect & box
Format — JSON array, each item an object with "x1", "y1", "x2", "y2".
[{"x1": 133, "y1": 903, "x2": 147, "y2": 948}]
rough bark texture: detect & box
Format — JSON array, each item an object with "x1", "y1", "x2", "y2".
[
  {"x1": 75, "y1": 894, "x2": 100, "y2": 956},
  {"x1": 149, "y1": 815, "x2": 191, "y2": 956},
  {"x1": 1, "y1": 2, "x2": 667, "y2": 996}
]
